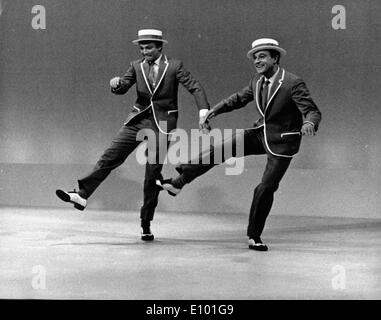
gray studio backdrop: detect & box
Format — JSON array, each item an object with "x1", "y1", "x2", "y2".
[{"x1": 1, "y1": 0, "x2": 380, "y2": 218}]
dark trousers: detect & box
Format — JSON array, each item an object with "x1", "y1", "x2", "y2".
[
  {"x1": 78, "y1": 111, "x2": 169, "y2": 222},
  {"x1": 177, "y1": 127, "x2": 292, "y2": 238}
]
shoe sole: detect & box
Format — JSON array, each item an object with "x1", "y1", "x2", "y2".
[
  {"x1": 162, "y1": 183, "x2": 181, "y2": 197},
  {"x1": 155, "y1": 180, "x2": 180, "y2": 197},
  {"x1": 56, "y1": 190, "x2": 85, "y2": 211},
  {"x1": 248, "y1": 244, "x2": 268, "y2": 251},
  {"x1": 141, "y1": 235, "x2": 154, "y2": 241}
]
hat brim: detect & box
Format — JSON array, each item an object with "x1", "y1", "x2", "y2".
[
  {"x1": 132, "y1": 38, "x2": 168, "y2": 44},
  {"x1": 247, "y1": 45, "x2": 286, "y2": 59}
]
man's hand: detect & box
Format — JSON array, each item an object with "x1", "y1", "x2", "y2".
[
  {"x1": 199, "y1": 117, "x2": 211, "y2": 134},
  {"x1": 110, "y1": 77, "x2": 121, "y2": 88},
  {"x1": 198, "y1": 109, "x2": 215, "y2": 134},
  {"x1": 301, "y1": 122, "x2": 315, "y2": 136}
]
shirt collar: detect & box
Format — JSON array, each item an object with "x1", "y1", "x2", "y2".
[
  {"x1": 265, "y1": 66, "x2": 280, "y2": 85},
  {"x1": 146, "y1": 54, "x2": 162, "y2": 65}
]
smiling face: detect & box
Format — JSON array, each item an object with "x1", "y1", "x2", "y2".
[
  {"x1": 253, "y1": 50, "x2": 279, "y2": 78},
  {"x1": 139, "y1": 41, "x2": 162, "y2": 63}
]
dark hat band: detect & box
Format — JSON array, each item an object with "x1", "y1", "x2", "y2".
[
  {"x1": 137, "y1": 34, "x2": 163, "y2": 40},
  {"x1": 253, "y1": 43, "x2": 280, "y2": 49}
]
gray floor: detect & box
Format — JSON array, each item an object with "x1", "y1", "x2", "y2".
[{"x1": 0, "y1": 207, "x2": 380, "y2": 299}]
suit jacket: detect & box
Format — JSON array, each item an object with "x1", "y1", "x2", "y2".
[
  {"x1": 111, "y1": 55, "x2": 209, "y2": 134},
  {"x1": 211, "y1": 68, "x2": 322, "y2": 157}
]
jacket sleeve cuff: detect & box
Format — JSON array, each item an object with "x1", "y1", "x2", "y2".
[
  {"x1": 303, "y1": 121, "x2": 315, "y2": 127},
  {"x1": 199, "y1": 109, "x2": 209, "y2": 117}
]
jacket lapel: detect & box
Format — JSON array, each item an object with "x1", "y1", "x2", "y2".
[
  {"x1": 139, "y1": 55, "x2": 169, "y2": 96},
  {"x1": 265, "y1": 68, "x2": 285, "y2": 112},
  {"x1": 255, "y1": 76, "x2": 265, "y2": 116},
  {"x1": 140, "y1": 60, "x2": 153, "y2": 95},
  {"x1": 152, "y1": 55, "x2": 169, "y2": 95}
]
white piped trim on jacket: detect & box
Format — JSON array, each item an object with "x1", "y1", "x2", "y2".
[
  {"x1": 140, "y1": 56, "x2": 173, "y2": 135},
  {"x1": 256, "y1": 69, "x2": 295, "y2": 158}
]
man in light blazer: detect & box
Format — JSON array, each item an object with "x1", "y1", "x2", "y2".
[
  {"x1": 157, "y1": 38, "x2": 322, "y2": 251},
  {"x1": 56, "y1": 29, "x2": 210, "y2": 241}
]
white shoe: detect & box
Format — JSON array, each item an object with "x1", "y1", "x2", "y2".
[
  {"x1": 155, "y1": 179, "x2": 182, "y2": 196},
  {"x1": 56, "y1": 189, "x2": 87, "y2": 211}
]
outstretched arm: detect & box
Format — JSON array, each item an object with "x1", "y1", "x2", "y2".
[
  {"x1": 110, "y1": 63, "x2": 136, "y2": 95},
  {"x1": 199, "y1": 80, "x2": 255, "y2": 128}
]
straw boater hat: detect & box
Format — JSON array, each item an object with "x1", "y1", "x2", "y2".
[
  {"x1": 247, "y1": 38, "x2": 286, "y2": 59},
  {"x1": 132, "y1": 29, "x2": 168, "y2": 44}
]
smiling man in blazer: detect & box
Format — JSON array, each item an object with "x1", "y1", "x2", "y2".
[
  {"x1": 56, "y1": 29, "x2": 210, "y2": 241},
  {"x1": 157, "y1": 38, "x2": 322, "y2": 251}
]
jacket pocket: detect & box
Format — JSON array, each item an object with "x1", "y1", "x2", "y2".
[{"x1": 280, "y1": 132, "x2": 301, "y2": 138}]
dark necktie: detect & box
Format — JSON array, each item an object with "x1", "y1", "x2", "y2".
[
  {"x1": 261, "y1": 79, "x2": 270, "y2": 110},
  {"x1": 148, "y1": 61, "x2": 157, "y2": 89}
]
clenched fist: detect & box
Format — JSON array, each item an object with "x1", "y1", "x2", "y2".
[{"x1": 110, "y1": 77, "x2": 121, "y2": 88}]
